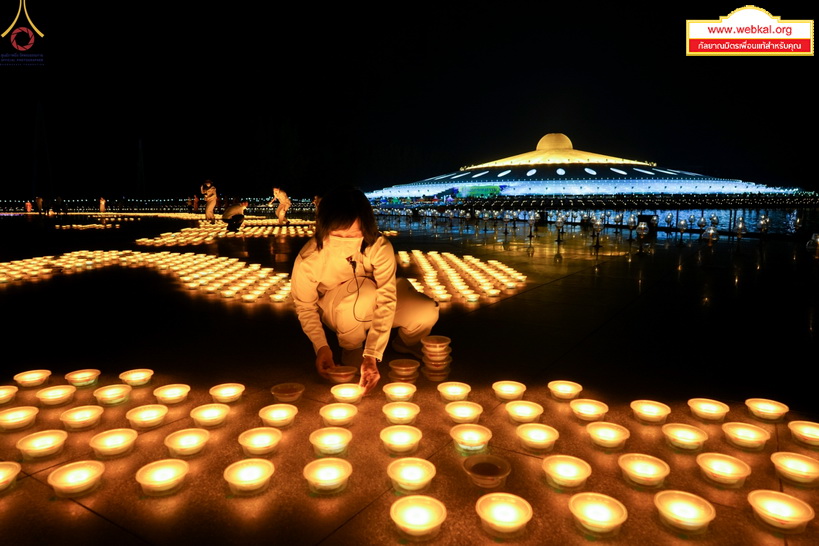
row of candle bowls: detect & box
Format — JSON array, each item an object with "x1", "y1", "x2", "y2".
[{"x1": 136, "y1": 220, "x2": 316, "y2": 246}]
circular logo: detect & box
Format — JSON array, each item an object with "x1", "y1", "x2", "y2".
[{"x1": 10, "y1": 27, "x2": 35, "y2": 51}]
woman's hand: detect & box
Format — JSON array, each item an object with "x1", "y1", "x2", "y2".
[
  {"x1": 315, "y1": 346, "x2": 336, "y2": 379},
  {"x1": 358, "y1": 355, "x2": 380, "y2": 394}
]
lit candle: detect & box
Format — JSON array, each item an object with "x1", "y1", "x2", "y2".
[
  {"x1": 330, "y1": 383, "x2": 365, "y2": 404},
  {"x1": 617, "y1": 453, "x2": 670, "y2": 487},
  {"x1": 569, "y1": 399, "x2": 609, "y2": 421},
  {"x1": 14, "y1": 369, "x2": 51, "y2": 388},
  {"x1": 0, "y1": 385, "x2": 18, "y2": 404},
  {"x1": 118, "y1": 368, "x2": 154, "y2": 387},
  {"x1": 516, "y1": 423, "x2": 559, "y2": 452},
  {"x1": 770, "y1": 452, "x2": 819, "y2": 485},
  {"x1": 661, "y1": 423, "x2": 708, "y2": 451},
  {"x1": 164, "y1": 428, "x2": 211, "y2": 456},
  {"x1": 687, "y1": 398, "x2": 730, "y2": 421},
  {"x1": 0, "y1": 461, "x2": 22, "y2": 493},
  {"x1": 569, "y1": 492, "x2": 628, "y2": 537},
  {"x1": 310, "y1": 426, "x2": 353, "y2": 456},
  {"x1": 238, "y1": 427, "x2": 282, "y2": 456},
  {"x1": 16, "y1": 429, "x2": 68, "y2": 459},
  {"x1": 547, "y1": 380, "x2": 583, "y2": 400},
  {"x1": 190, "y1": 403, "x2": 230, "y2": 427},
  {"x1": 745, "y1": 398, "x2": 789, "y2": 421},
  {"x1": 387, "y1": 457, "x2": 436, "y2": 492},
  {"x1": 586, "y1": 422, "x2": 631, "y2": 450},
  {"x1": 444, "y1": 401, "x2": 483, "y2": 424},
  {"x1": 390, "y1": 495, "x2": 447, "y2": 540},
  {"x1": 542, "y1": 455, "x2": 592, "y2": 489},
  {"x1": 89, "y1": 428, "x2": 138, "y2": 458},
  {"x1": 223, "y1": 458, "x2": 275, "y2": 495},
  {"x1": 788, "y1": 420, "x2": 819, "y2": 447},
  {"x1": 748, "y1": 490, "x2": 815, "y2": 534},
  {"x1": 93, "y1": 384, "x2": 132, "y2": 406},
  {"x1": 491, "y1": 380, "x2": 526, "y2": 401},
  {"x1": 721, "y1": 422, "x2": 770, "y2": 450},
  {"x1": 136, "y1": 459, "x2": 190, "y2": 496},
  {"x1": 504, "y1": 400, "x2": 544, "y2": 424},
  {"x1": 475, "y1": 492, "x2": 533, "y2": 538},
  {"x1": 382, "y1": 382, "x2": 417, "y2": 402},
  {"x1": 59, "y1": 405, "x2": 104, "y2": 430},
  {"x1": 258, "y1": 404, "x2": 298, "y2": 428},
  {"x1": 320, "y1": 403, "x2": 358, "y2": 426},
  {"x1": 630, "y1": 400, "x2": 671, "y2": 424},
  {"x1": 696, "y1": 452, "x2": 752, "y2": 486},
  {"x1": 34, "y1": 385, "x2": 76, "y2": 406},
  {"x1": 654, "y1": 490, "x2": 716, "y2": 534},
  {"x1": 449, "y1": 424, "x2": 492, "y2": 453},
  {"x1": 437, "y1": 381, "x2": 471, "y2": 401},
  {"x1": 153, "y1": 384, "x2": 191, "y2": 404},
  {"x1": 126, "y1": 404, "x2": 169, "y2": 429},
  {"x1": 64, "y1": 369, "x2": 101, "y2": 388},
  {"x1": 382, "y1": 402, "x2": 420, "y2": 425},
  {"x1": 209, "y1": 383, "x2": 245, "y2": 403},
  {"x1": 380, "y1": 425, "x2": 423, "y2": 454},
  {"x1": 270, "y1": 382, "x2": 305, "y2": 403},
  {"x1": 47, "y1": 460, "x2": 105, "y2": 498},
  {"x1": 303, "y1": 458, "x2": 353, "y2": 494}
]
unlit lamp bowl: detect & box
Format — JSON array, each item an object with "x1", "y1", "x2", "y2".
[
  {"x1": 259, "y1": 404, "x2": 298, "y2": 428},
  {"x1": 209, "y1": 383, "x2": 245, "y2": 403},
  {"x1": 270, "y1": 382, "x2": 304, "y2": 403},
  {"x1": 238, "y1": 427, "x2": 283, "y2": 456},
  {"x1": 223, "y1": 458, "x2": 275, "y2": 495},
  {"x1": 303, "y1": 457, "x2": 353, "y2": 494},
  {"x1": 136, "y1": 459, "x2": 190, "y2": 496},
  {"x1": 475, "y1": 492, "x2": 533, "y2": 538},
  {"x1": 617, "y1": 453, "x2": 670, "y2": 487},
  {"x1": 90, "y1": 428, "x2": 138, "y2": 458},
  {"x1": 688, "y1": 398, "x2": 730, "y2": 421},
  {"x1": 153, "y1": 384, "x2": 191, "y2": 404},
  {"x1": 387, "y1": 457, "x2": 436, "y2": 492},
  {"x1": 586, "y1": 422, "x2": 630, "y2": 450},
  {"x1": 390, "y1": 495, "x2": 447, "y2": 540},
  {"x1": 654, "y1": 490, "x2": 716, "y2": 534},
  {"x1": 93, "y1": 384, "x2": 133, "y2": 406},
  {"x1": 14, "y1": 369, "x2": 51, "y2": 388},
  {"x1": 788, "y1": 421, "x2": 819, "y2": 447},
  {"x1": 747, "y1": 490, "x2": 815, "y2": 534},
  {"x1": 745, "y1": 398, "x2": 789, "y2": 421},
  {"x1": 569, "y1": 492, "x2": 628, "y2": 537},
  {"x1": 547, "y1": 380, "x2": 583, "y2": 400},
  {"x1": 164, "y1": 428, "x2": 211, "y2": 457},
  {"x1": 60, "y1": 405, "x2": 104, "y2": 430},
  {"x1": 492, "y1": 380, "x2": 526, "y2": 401},
  {"x1": 661, "y1": 423, "x2": 708, "y2": 451},
  {"x1": 47, "y1": 460, "x2": 105, "y2": 498},
  {"x1": 382, "y1": 402, "x2": 420, "y2": 425},
  {"x1": 0, "y1": 461, "x2": 22, "y2": 492},
  {"x1": 721, "y1": 422, "x2": 770, "y2": 451},
  {"x1": 118, "y1": 368, "x2": 154, "y2": 387},
  {"x1": 420, "y1": 335, "x2": 451, "y2": 351},
  {"x1": 570, "y1": 399, "x2": 609, "y2": 421},
  {"x1": 64, "y1": 369, "x2": 101, "y2": 388},
  {"x1": 696, "y1": 452, "x2": 752, "y2": 487},
  {"x1": 770, "y1": 452, "x2": 819, "y2": 485},
  {"x1": 516, "y1": 423, "x2": 559, "y2": 452},
  {"x1": 327, "y1": 366, "x2": 358, "y2": 385},
  {"x1": 542, "y1": 455, "x2": 592, "y2": 489},
  {"x1": 17, "y1": 429, "x2": 68, "y2": 459},
  {"x1": 630, "y1": 400, "x2": 671, "y2": 424},
  {"x1": 463, "y1": 454, "x2": 511, "y2": 489},
  {"x1": 389, "y1": 359, "x2": 421, "y2": 378}
]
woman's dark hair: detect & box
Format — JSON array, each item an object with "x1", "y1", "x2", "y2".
[{"x1": 315, "y1": 186, "x2": 379, "y2": 252}]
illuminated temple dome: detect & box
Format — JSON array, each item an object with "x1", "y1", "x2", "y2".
[{"x1": 366, "y1": 133, "x2": 800, "y2": 199}]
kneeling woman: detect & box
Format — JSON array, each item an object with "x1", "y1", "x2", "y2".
[{"x1": 291, "y1": 187, "x2": 439, "y2": 393}]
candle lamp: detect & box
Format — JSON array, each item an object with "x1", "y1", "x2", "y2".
[
  {"x1": 422, "y1": 355, "x2": 452, "y2": 372},
  {"x1": 516, "y1": 423, "x2": 559, "y2": 452},
  {"x1": 380, "y1": 425, "x2": 423, "y2": 455},
  {"x1": 382, "y1": 382, "x2": 417, "y2": 402},
  {"x1": 390, "y1": 495, "x2": 447, "y2": 540},
  {"x1": 422, "y1": 366, "x2": 451, "y2": 382},
  {"x1": 209, "y1": 383, "x2": 245, "y2": 403},
  {"x1": 330, "y1": 383, "x2": 364, "y2": 404},
  {"x1": 35, "y1": 385, "x2": 77, "y2": 406},
  {"x1": 0, "y1": 461, "x2": 22, "y2": 493},
  {"x1": 382, "y1": 402, "x2": 420, "y2": 425},
  {"x1": 617, "y1": 453, "x2": 670, "y2": 487},
  {"x1": 770, "y1": 452, "x2": 819, "y2": 485},
  {"x1": 310, "y1": 426, "x2": 353, "y2": 456},
  {"x1": 93, "y1": 384, "x2": 132, "y2": 406},
  {"x1": 505, "y1": 400, "x2": 544, "y2": 424},
  {"x1": 492, "y1": 380, "x2": 526, "y2": 401},
  {"x1": 47, "y1": 460, "x2": 105, "y2": 498},
  {"x1": 547, "y1": 380, "x2": 583, "y2": 400},
  {"x1": 475, "y1": 492, "x2": 533, "y2": 538},
  {"x1": 542, "y1": 455, "x2": 592, "y2": 489},
  {"x1": 303, "y1": 457, "x2": 353, "y2": 494},
  {"x1": 136, "y1": 459, "x2": 190, "y2": 496},
  {"x1": 0, "y1": 385, "x2": 18, "y2": 404},
  {"x1": 388, "y1": 359, "x2": 420, "y2": 378},
  {"x1": 14, "y1": 369, "x2": 51, "y2": 388},
  {"x1": 17, "y1": 429, "x2": 68, "y2": 459},
  {"x1": 223, "y1": 458, "x2": 275, "y2": 496},
  {"x1": 630, "y1": 400, "x2": 671, "y2": 424},
  {"x1": 259, "y1": 404, "x2": 298, "y2": 428},
  {"x1": 164, "y1": 428, "x2": 211, "y2": 456},
  {"x1": 190, "y1": 403, "x2": 230, "y2": 427},
  {"x1": 118, "y1": 368, "x2": 154, "y2": 387},
  {"x1": 586, "y1": 422, "x2": 630, "y2": 450},
  {"x1": 153, "y1": 384, "x2": 191, "y2": 404},
  {"x1": 654, "y1": 490, "x2": 716, "y2": 534},
  {"x1": 747, "y1": 490, "x2": 815, "y2": 534},
  {"x1": 696, "y1": 452, "x2": 752, "y2": 487},
  {"x1": 387, "y1": 457, "x2": 436, "y2": 492},
  {"x1": 463, "y1": 454, "x2": 511, "y2": 489},
  {"x1": 238, "y1": 427, "x2": 283, "y2": 456},
  {"x1": 326, "y1": 366, "x2": 358, "y2": 384},
  {"x1": 126, "y1": 404, "x2": 169, "y2": 429},
  {"x1": 320, "y1": 403, "x2": 358, "y2": 426},
  {"x1": 444, "y1": 401, "x2": 483, "y2": 424},
  {"x1": 788, "y1": 420, "x2": 819, "y2": 447},
  {"x1": 688, "y1": 398, "x2": 730, "y2": 421},
  {"x1": 721, "y1": 422, "x2": 770, "y2": 451},
  {"x1": 437, "y1": 381, "x2": 471, "y2": 401},
  {"x1": 450, "y1": 424, "x2": 492, "y2": 453},
  {"x1": 60, "y1": 405, "x2": 104, "y2": 430},
  {"x1": 89, "y1": 428, "x2": 138, "y2": 458},
  {"x1": 421, "y1": 335, "x2": 451, "y2": 351},
  {"x1": 661, "y1": 423, "x2": 708, "y2": 451},
  {"x1": 64, "y1": 369, "x2": 101, "y2": 388},
  {"x1": 745, "y1": 398, "x2": 789, "y2": 421},
  {"x1": 270, "y1": 382, "x2": 305, "y2": 403},
  {"x1": 569, "y1": 492, "x2": 628, "y2": 537},
  {"x1": 569, "y1": 399, "x2": 609, "y2": 421}
]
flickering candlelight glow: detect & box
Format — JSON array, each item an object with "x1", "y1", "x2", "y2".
[
  {"x1": 153, "y1": 384, "x2": 191, "y2": 404},
  {"x1": 661, "y1": 423, "x2": 708, "y2": 450},
  {"x1": 89, "y1": 428, "x2": 138, "y2": 457},
  {"x1": 747, "y1": 490, "x2": 815, "y2": 533},
  {"x1": 569, "y1": 399, "x2": 609, "y2": 421},
  {"x1": 630, "y1": 400, "x2": 671, "y2": 424},
  {"x1": 164, "y1": 428, "x2": 211, "y2": 456},
  {"x1": 310, "y1": 426, "x2": 353, "y2": 456},
  {"x1": 721, "y1": 422, "x2": 770, "y2": 450},
  {"x1": 34, "y1": 385, "x2": 76, "y2": 406},
  {"x1": 444, "y1": 401, "x2": 483, "y2": 424},
  {"x1": 14, "y1": 369, "x2": 51, "y2": 388},
  {"x1": 745, "y1": 398, "x2": 789, "y2": 421},
  {"x1": 330, "y1": 383, "x2": 365, "y2": 404},
  {"x1": 136, "y1": 459, "x2": 190, "y2": 496},
  {"x1": 59, "y1": 405, "x2": 104, "y2": 430},
  {"x1": 491, "y1": 380, "x2": 526, "y2": 401},
  {"x1": 64, "y1": 369, "x2": 101, "y2": 388},
  {"x1": 437, "y1": 381, "x2": 471, "y2": 401},
  {"x1": 542, "y1": 455, "x2": 592, "y2": 489},
  {"x1": 238, "y1": 427, "x2": 283, "y2": 456},
  {"x1": 258, "y1": 404, "x2": 298, "y2": 428},
  {"x1": 17, "y1": 429, "x2": 68, "y2": 459},
  {"x1": 654, "y1": 490, "x2": 716, "y2": 534},
  {"x1": 190, "y1": 403, "x2": 230, "y2": 427},
  {"x1": 382, "y1": 402, "x2": 420, "y2": 425},
  {"x1": 788, "y1": 420, "x2": 819, "y2": 446},
  {"x1": 303, "y1": 458, "x2": 352, "y2": 493},
  {"x1": 381, "y1": 425, "x2": 423, "y2": 455},
  {"x1": 0, "y1": 385, "x2": 18, "y2": 405},
  {"x1": 209, "y1": 383, "x2": 245, "y2": 403},
  {"x1": 617, "y1": 453, "x2": 670, "y2": 487},
  {"x1": 475, "y1": 493, "x2": 533, "y2": 537},
  {"x1": 504, "y1": 400, "x2": 544, "y2": 424},
  {"x1": 387, "y1": 458, "x2": 436, "y2": 492},
  {"x1": 770, "y1": 452, "x2": 819, "y2": 484},
  {"x1": 390, "y1": 495, "x2": 447, "y2": 539},
  {"x1": 320, "y1": 403, "x2": 358, "y2": 426},
  {"x1": 47, "y1": 460, "x2": 105, "y2": 498},
  {"x1": 92, "y1": 384, "x2": 132, "y2": 406},
  {"x1": 515, "y1": 423, "x2": 559, "y2": 452},
  {"x1": 126, "y1": 404, "x2": 169, "y2": 429},
  {"x1": 450, "y1": 424, "x2": 492, "y2": 453},
  {"x1": 696, "y1": 452, "x2": 752, "y2": 486},
  {"x1": 547, "y1": 380, "x2": 583, "y2": 400},
  {"x1": 223, "y1": 458, "x2": 275, "y2": 495},
  {"x1": 0, "y1": 461, "x2": 22, "y2": 492},
  {"x1": 569, "y1": 492, "x2": 628, "y2": 536},
  {"x1": 586, "y1": 422, "x2": 631, "y2": 449},
  {"x1": 687, "y1": 398, "x2": 730, "y2": 421},
  {"x1": 118, "y1": 368, "x2": 154, "y2": 387},
  {"x1": 382, "y1": 382, "x2": 417, "y2": 402}
]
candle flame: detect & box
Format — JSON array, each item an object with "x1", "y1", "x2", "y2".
[
  {"x1": 402, "y1": 506, "x2": 433, "y2": 526},
  {"x1": 489, "y1": 503, "x2": 521, "y2": 523}
]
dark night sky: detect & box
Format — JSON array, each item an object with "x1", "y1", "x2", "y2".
[{"x1": 3, "y1": 2, "x2": 815, "y2": 201}]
